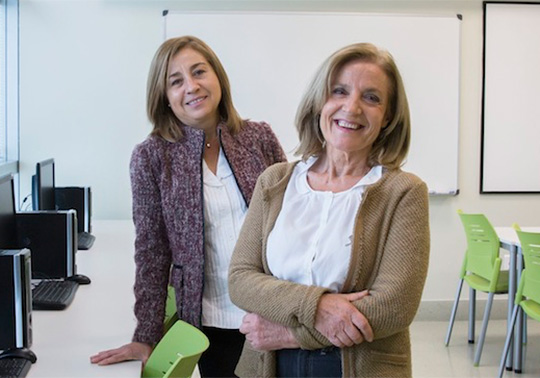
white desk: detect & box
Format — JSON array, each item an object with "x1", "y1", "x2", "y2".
[
  {"x1": 27, "y1": 220, "x2": 141, "y2": 377},
  {"x1": 495, "y1": 226, "x2": 540, "y2": 373}
]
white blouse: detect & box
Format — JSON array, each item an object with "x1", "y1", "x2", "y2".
[
  {"x1": 201, "y1": 148, "x2": 247, "y2": 329},
  {"x1": 267, "y1": 157, "x2": 382, "y2": 293}
]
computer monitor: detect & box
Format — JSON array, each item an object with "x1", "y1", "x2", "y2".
[
  {"x1": 33, "y1": 158, "x2": 56, "y2": 211},
  {"x1": 0, "y1": 174, "x2": 17, "y2": 248}
]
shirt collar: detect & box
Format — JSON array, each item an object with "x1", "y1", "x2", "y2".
[{"x1": 295, "y1": 156, "x2": 383, "y2": 194}]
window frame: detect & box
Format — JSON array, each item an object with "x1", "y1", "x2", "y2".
[{"x1": 0, "y1": 0, "x2": 20, "y2": 204}]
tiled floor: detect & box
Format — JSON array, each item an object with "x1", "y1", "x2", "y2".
[{"x1": 411, "y1": 319, "x2": 540, "y2": 377}]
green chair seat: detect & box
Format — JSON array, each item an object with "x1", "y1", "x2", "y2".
[
  {"x1": 521, "y1": 299, "x2": 540, "y2": 322},
  {"x1": 465, "y1": 270, "x2": 509, "y2": 293}
]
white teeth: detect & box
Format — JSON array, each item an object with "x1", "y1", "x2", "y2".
[
  {"x1": 336, "y1": 120, "x2": 360, "y2": 129},
  {"x1": 187, "y1": 97, "x2": 204, "y2": 106}
]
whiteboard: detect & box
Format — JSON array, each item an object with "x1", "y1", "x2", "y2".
[
  {"x1": 164, "y1": 11, "x2": 461, "y2": 194},
  {"x1": 482, "y1": 2, "x2": 540, "y2": 193}
]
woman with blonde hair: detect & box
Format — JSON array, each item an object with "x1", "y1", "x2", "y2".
[{"x1": 229, "y1": 42, "x2": 429, "y2": 378}]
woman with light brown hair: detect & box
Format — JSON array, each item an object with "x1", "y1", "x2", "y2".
[
  {"x1": 91, "y1": 35, "x2": 286, "y2": 377},
  {"x1": 229, "y1": 42, "x2": 429, "y2": 378}
]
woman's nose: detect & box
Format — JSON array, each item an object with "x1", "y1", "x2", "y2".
[
  {"x1": 342, "y1": 96, "x2": 362, "y2": 114},
  {"x1": 185, "y1": 76, "x2": 200, "y2": 93}
]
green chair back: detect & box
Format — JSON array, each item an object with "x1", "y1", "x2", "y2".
[
  {"x1": 514, "y1": 227, "x2": 540, "y2": 321},
  {"x1": 142, "y1": 320, "x2": 210, "y2": 378},
  {"x1": 458, "y1": 210, "x2": 506, "y2": 292},
  {"x1": 164, "y1": 285, "x2": 179, "y2": 333}
]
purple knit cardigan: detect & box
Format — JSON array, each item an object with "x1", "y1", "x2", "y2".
[{"x1": 129, "y1": 120, "x2": 286, "y2": 344}]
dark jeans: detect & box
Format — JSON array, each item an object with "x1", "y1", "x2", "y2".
[
  {"x1": 276, "y1": 347, "x2": 342, "y2": 378},
  {"x1": 198, "y1": 326, "x2": 245, "y2": 378}
]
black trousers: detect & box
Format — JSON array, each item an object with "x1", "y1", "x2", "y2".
[
  {"x1": 198, "y1": 326, "x2": 245, "y2": 378},
  {"x1": 276, "y1": 347, "x2": 342, "y2": 378}
]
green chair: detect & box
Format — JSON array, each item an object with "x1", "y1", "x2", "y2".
[
  {"x1": 164, "y1": 285, "x2": 179, "y2": 333},
  {"x1": 445, "y1": 210, "x2": 509, "y2": 366},
  {"x1": 498, "y1": 225, "x2": 540, "y2": 377},
  {"x1": 142, "y1": 320, "x2": 210, "y2": 378}
]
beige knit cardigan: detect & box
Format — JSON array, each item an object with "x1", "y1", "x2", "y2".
[{"x1": 229, "y1": 161, "x2": 430, "y2": 378}]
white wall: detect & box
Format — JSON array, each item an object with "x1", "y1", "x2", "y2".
[{"x1": 19, "y1": 0, "x2": 540, "y2": 303}]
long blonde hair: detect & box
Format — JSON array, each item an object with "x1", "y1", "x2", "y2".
[{"x1": 295, "y1": 43, "x2": 411, "y2": 170}]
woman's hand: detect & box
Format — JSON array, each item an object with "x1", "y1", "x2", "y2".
[
  {"x1": 314, "y1": 290, "x2": 373, "y2": 348},
  {"x1": 90, "y1": 342, "x2": 152, "y2": 366},
  {"x1": 240, "y1": 313, "x2": 300, "y2": 351}
]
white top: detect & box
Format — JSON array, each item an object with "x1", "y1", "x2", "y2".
[
  {"x1": 267, "y1": 157, "x2": 382, "y2": 293},
  {"x1": 201, "y1": 148, "x2": 247, "y2": 329}
]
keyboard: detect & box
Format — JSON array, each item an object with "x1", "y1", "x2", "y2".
[
  {"x1": 78, "y1": 231, "x2": 95, "y2": 250},
  {"x1": 32, "y1": 280, "x2": 79, "y2": 310},
  {"x1": 0, "y1": 357, "x2": 31, "y2": 378}
]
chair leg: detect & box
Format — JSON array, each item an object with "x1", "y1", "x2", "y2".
[
  {"x1": 474, "y1": 292, "x2": 494, "y2": 366},
  {"x1": 522, "y1": 312, "x2": 527, "y2": 345},
  {"x1": 498, "y1": 305, "x2": 520, "y2": 378},
  {"x1": 445, "y1": 279, "x2": 464, "y2": 346},
  {"x1": 469, "y1": 288, "x2": 476, "y2": 343}
]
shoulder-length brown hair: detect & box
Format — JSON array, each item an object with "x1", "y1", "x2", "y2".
[
  {"x1": 146, "y1": 36, "x2": 243, "y2": 142},
  {"x1": 295, "y1": 42, "x2": 411, "y2": 170}
]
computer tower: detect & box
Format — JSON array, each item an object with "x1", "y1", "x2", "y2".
[
  {"x1": 0, "y1": 249, "x2": 33, "y2": 350},
  {"x1": 15, "y1": 211, "x2": 77, "y2": 279},
  {"x1": 55, "y1": 186, "x2": 92, "y2": 234}
]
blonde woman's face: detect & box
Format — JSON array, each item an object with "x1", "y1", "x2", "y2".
[
  {"x1": 319, "y1": 60, "x2": 389, "y2": 159},
  {"x1": 166, "y1": 48, "x2": 222, "y2": 133}
]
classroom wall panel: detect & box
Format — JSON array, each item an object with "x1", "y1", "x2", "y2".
[
  {"x1": 164, "y1": 11, "x2": 461, "y2": 194},
  {"x1": 481, "y1": 2, "x2": 540, "y2": 193}
]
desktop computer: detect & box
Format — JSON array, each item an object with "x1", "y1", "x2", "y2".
[
  {"x1": 15, "y1": 211, "x2": 77, "y2": 279},
  {"x1": 55, "y1": 186, "x2": 92, "y2": 234},
  {"x1": 0, "y1": 249, "x2": 33, "y2": 351},
  {"x1": 0, "y1": 249, "x2": 36, "y2": 377}
]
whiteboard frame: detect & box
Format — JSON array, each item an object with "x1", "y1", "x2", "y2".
[
  {"x1": 163, "y1": 10, "x2": 461, "y2": 195},
  {"x1": 481, "y1": 1, "x2": 540, "y2": 193}
]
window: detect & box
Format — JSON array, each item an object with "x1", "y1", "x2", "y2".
[{"x1": 0, "y1": 0, "x2": 19, "y2": 179}]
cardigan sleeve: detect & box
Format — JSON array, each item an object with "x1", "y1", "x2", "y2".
[
  {"x1": 130, "y1": 143, "x2": 172, "y2": 344},
  {"x1": 290, "y1": 179, "x2": 430, "y2": 348},
  {"x1": 353, "y1": 179, "x2": 430, "y2": 340}
]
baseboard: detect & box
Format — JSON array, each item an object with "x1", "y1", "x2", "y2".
[{"x1": 414, "y1": 298, "x2": 511, "y2": 322}]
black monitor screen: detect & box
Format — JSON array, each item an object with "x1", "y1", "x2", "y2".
[
  {"x1": 0, "y1": 174, "x2": 17, "y2": 247},
  {"x1": 35, "y1": 159, "x2": 55, "y2": 210}
]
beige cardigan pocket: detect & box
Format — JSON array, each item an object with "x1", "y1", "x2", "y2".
[{"x1": 370, "y1": 349, "x2": 408, "y2": 366}]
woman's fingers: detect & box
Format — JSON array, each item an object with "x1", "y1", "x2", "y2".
[
  {"x1": 90, "y1": 342, "x2": 152, "y2": 366},
  {"x1": 351, "y1": 311, "x2": 374, "y2": 342},
  {"x1": 342, "y1": 290, "x2": 369, "y2": 302},
  {"x1": 314, "y1": 292, "x2": 373, "y2": 347}
]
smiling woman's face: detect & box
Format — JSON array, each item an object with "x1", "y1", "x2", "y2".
[
  {"x1": 166, "y1": 47, "x2": 222, "y2": 133},
  {"x1": 320, "y1": 60, "x2": 390, "y2": 160}
]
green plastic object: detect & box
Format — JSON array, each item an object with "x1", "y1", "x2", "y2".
[
  {"x1": 498, "y1": 225, "x2": 540, "y2": 377},
  {"x1": 445, "y1": 210, "x2": 509, "y2": 367},
  {"x1": 513, "y1": 227, "x2": 540, "y2": 321},
  {"x1": 164, "y1": 286, "x2": 179, "y2": 333},
  {"x1": 142, "y1": 320, "x2": 210, "y2": 378},
  {"x1": 458, "y1": 210, "x2": 509, "y2": 294}
]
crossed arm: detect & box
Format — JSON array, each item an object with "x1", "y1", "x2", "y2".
[
  {"x1": 229, "y1": 169, "x2": 429, "y2": 353},
  {"x1": 239, "y1": 291, "x2": 373, "y2": 351}
]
